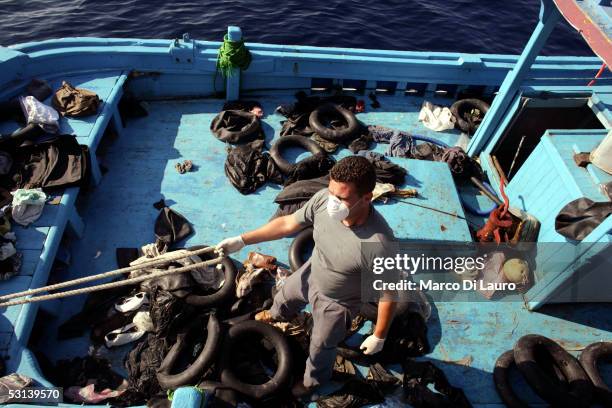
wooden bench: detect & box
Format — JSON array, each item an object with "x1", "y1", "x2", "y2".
[
  {"x1": 0, "y1": 187, "x2": 81, "y2": 376},
  {"x1": 0, "y1": 70, "x2": 127, "y2": 376},
  {"x1": 0, "y1": 70, "x2": 128, "y2": 184}
]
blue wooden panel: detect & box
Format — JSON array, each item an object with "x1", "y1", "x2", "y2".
[
  {"x1": 0, "y1": 332, "x2": 11, "y2": 350},
  {"x1": 128, "y1": 72, "x2": 223, "y2": 99},
  {"x1": 0, "y1": 47, "x2": 28, "y2": 89},
  {"x1": 0, "y1": 276, "x2": 32, "y2": 297},
  {"x1": 31, "y1": 203, "x2": 60, "y2": 227},
  {"x1": 505, "y1": 130, "x2": 612, "y2": 308},
  {"x1": 20, "y1": 250, "x2": 41, "y2": 277},
  {"x1": 507, "y1": 131, "x2": 611, "y2": 240},
  {"x1": 0, "y1": 277, "x2": 31, "y2": 332},
  {"x1": 1, "y1": 36, "x2": 607, "y2": 105},
  {"x1": 69, "y1": 98, "x2": 469, "y2": 276},
  {"x1": 14, "y1": 227, "x2": 49, "y2": 250},
  {"x1": 421, "y1": 301, "x2": 612, "y2": 406},
  {"x1": 1, "y1": 191, "x2": 80, "y2": 374}
]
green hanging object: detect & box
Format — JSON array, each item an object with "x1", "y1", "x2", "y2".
[{"x1": 216, "y1": 34, "x2": 251, "y2": 78}]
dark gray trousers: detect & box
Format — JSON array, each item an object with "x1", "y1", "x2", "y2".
[{"x1": 269, "y1": 260, "x2": 360, "y2": 387}]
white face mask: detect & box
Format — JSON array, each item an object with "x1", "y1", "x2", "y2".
[{"x1": 327, "y1": 194, "x2": 359, "y2": 221}]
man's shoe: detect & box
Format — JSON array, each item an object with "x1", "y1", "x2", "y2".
[
  {"x1": 291, "y1": 381, "x2": 317, "y2": 399},
  {"x1": 254, "y1": 309, "x2": 276, "y2": 323}
]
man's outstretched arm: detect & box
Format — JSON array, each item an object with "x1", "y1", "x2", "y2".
[{"x1": 216, "y1": 214, "x2": 304, "y2": 254}]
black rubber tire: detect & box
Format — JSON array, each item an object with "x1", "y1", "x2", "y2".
[
  {"x1": 288, "y1": 227, "x2": 313, "y2": 272},
  {"x1": 210, "y1": 110, "x2": 261, "y2": 144},
  {"x1": 580, "y1": 341, "x2": 612, "y2": 406},
  {"x1": 358, "y1": 301, "x2": 412, "y2": 322},
  {"x1": 222, "y1": 310, "x2": 256, "y2": 326},
  {"x1": 156, "y1": 313, "x2": 222, "y2": 390},
  {"x1": 226, "y1": 299, "x2": 273, "y2": 325},
  {"x1": 493, "y1": 350, "x2": 530, "y2": 408},
  {"x1": 269, "y1": 135, "x2": 325, "y2": 175},
  {"x1": 308, "y1": 103, "x2": 359, "y2": 142},
  {"x1": 514, "y1": 334, "x2": 593, "y2": 407},
  {"x1": 184, "y1": 245, "x2": 237, "y2": 307},
  {"x1": 450, "y1": 98, "x2": 490, "y2": 134},
  {"x1": 220, "y1": 320, "x2": 293, "y2": 399}
]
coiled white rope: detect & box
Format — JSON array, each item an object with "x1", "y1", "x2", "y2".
[{"x1": 0, "y1": 247, "x2": 225, "y2": 308}]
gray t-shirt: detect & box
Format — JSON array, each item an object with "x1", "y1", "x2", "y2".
[{"x1": 293, "y1": 188, "x2": 396, "y2": 304}]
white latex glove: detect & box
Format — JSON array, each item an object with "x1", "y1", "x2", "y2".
[
  {"x1": 215, "y1": 235, "x2": 245, "y2": 255},
  {"x1": 360, "y1": 335, "x2": 385, "y2": 355}
]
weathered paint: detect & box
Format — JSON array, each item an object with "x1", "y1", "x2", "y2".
[
  {"x1": 554, "y1": 0, "x2": 612, "y2": 67},
  {"x1": 25, "y1": 97, "x2": 612, "y2": 407},
  {"x1": 0, "y1": 7, "x2": 610, "y2": 405}
]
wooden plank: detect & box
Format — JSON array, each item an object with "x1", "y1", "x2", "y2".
[
  {"x1": 0, "y1": 332, "x2": 11, "y2": 350},
  {"x1": 14, "y1": 227, "x2": 49, "y2": 250},
  {"x1": 31, "y1": 202, "x2": 60, "y2": 227},
  {"x1": 19, "y1": 249, "x2": 40, "y2": 277},
  {"x1": 0, "y1": 276, "x2": 30, "y2": 332}
]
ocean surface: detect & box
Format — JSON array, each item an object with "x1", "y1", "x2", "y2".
[{"x1": 0, "y1": 0, "x2": 592, "y2": 56}]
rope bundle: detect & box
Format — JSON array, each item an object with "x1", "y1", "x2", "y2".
[
  {"x1": 216, "y1": 34, "x2": 251, "y2": 78},
  {"x1": 0, "y1": 247, "x2": 224, "y2": 308}
]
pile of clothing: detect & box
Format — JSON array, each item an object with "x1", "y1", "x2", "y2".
[
  {"x1": 316, "y1": 299, "x2": 471, "y2": 407},
  {"x1": 0, "y1": 79, "x2": 98, "y2": 280},
  {"x1": 418, "y1": 98, "x2": 490, "y2": 135},
  {"x1": 212, "y1": 101, "x2": 284, "y2": 195},
  {"x1": 53, "y1": 202, "x2": 208, "y2": 405},
  {"x1": 219, "y1": 101, "x2": 339, "y2": 195},
  {"x1": 224, "y1": 139, "x2": 283, "y2": 195},
  {"x1": 218, "y1": 95, "x2": 484, "y2": 200},
  {"x1": 367, "y1": 125, "x2": 483, "y2": 182}
]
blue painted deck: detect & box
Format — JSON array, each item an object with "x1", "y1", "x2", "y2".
[
  {"x1": 24, "y1": 96, "x2": 611, "y2": 407},
  {"x1": 0, "y1": 9, "x2": 611, "y2": 404}
]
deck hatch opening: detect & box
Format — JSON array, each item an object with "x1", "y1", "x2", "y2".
[
  {"x1": 404, "y1": 82, "x2": 427, "y2": 96},
  {"x1": 375, "y1": 81, "x2": 397, "y2": 94},
  {"x1": 491, "y1": 97, "x2": 605, "y2": 182},
  {"x1": 434, "y1": 84, "x2": 458, "y2": 98},
  {"x1": 311, "y1": 78, "x2": 333, "y2": 93},
  {"x1": 342, "y1": 79, "x2": 366, "y2": 94}
]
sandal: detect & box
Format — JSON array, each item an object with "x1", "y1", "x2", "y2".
[
  {"x1": 114, "y1": 292, "x2": 149, "y2": 313},
  {"x1": 104, "y1": 323, "x2": 146, "y2": 347}
]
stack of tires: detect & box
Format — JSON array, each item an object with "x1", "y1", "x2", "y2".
[
  {"x1": 156, "y1": 314, "x2": 293, "y2": 404},
  {"x1": 270, "y1": 103, "x2": 359, "y2": 175},
  {"x1": 494, "y1": 334, "x2": 611, "y2": 407},
  {"x1": 152, "y1": 246, "x2": 294, "y2": 405}
]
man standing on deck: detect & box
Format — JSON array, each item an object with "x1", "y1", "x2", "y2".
[{"x1": 216, "y1": 156, "x2": 398, "y2": 398}]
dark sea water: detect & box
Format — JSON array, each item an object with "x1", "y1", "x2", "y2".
[{"x1": 0, "y1": 0, "x2": 592, "y2": 56}]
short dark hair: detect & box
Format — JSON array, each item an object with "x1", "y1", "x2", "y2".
[{"x1": 330, "y1": 156, "x2": 376, "y2": 196}]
